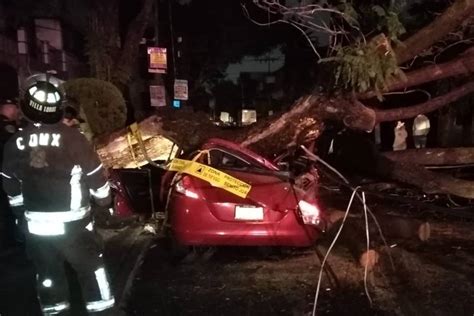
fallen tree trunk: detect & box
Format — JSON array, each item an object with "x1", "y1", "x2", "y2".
[
  {"x1": 325, "y1": 210, "x2": 429, "y2": 270},
  {"x1": 326, "y1": 210, "x2": 379, "y2": 270},
  {"x1": 429, "y1": 222, "x2": 474, "y2": 240},
  {"x1": 327, "y1": 210, "x2": 430, "y2": 242},
  {"x1": 95, "y1": 109, "x2": 232, "y2": 169},
  {"x1": 95, "y1": 95, "x2": 372, "y2": 165},
  {"x1": 369, "y1": 214, "x2": 430, "y2": 242},
  {"x1": 383, "y1": 148, "x2": 474, "y2": 166},
  {"x1": 328, "y1": 131, "x2": 474, "y2": 199},
  {"x1": 95, "y1": 98, "x2": 474, "y2": 200},
  {"x1": 389, "y1": 160, "x2": 474, "y2": 199}
]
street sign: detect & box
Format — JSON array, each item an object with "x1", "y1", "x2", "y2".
[
  {"x1": 147, "y1": 47, "x2": 167, "y2": 73},
  {"x1": 173, "y1": 100, "x2": 181, "y2": 108},
  {"x1": 174, "y1": 79, "x2": 188, "y2": 100},
  {"x1": 149, "y1": 85, "x2": 166, "y2": 107}
]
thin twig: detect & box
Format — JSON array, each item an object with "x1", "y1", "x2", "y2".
[
  {"x1": 382, "y1": 89, "x2": 432, "y2": 100},
  {"x1": 251, "y1": 0, "x2": 365, "y2": 55},
  {"x1": 434, "y1": 38, "x2": 474, "y2": 63},
  {"x1": 241, "y1": 4, "x2": 322, "y2": 59}
]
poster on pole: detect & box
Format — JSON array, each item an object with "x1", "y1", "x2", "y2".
[
  {"x1": 150, "y1": 85, "x2": 166, "y2": 107},
  {"x1": 147, "y1": 47, "x2": 167, "y2": 73},
  {"x1": 174, "y1": 79, "x2": 188, "y2": 100}
]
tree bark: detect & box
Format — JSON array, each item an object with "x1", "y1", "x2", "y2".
[
  {"x1": 95, "y1": 108, "x2": 234, "y2": 169},
  {"x1": 387, "y1": 159, "x2": 474, "y2": 199},
  {"x1": 383, "y1": 148, "x2": 474, "y2": 166},
  {"x1": 374, "y1": 81, "x2": 474, "y2": 124},
  {"x1": 429, "y1": 222, "x2": 474, "y2": 240},
  {"x1": 241, "y1": 94, "x2": 376, "y2": 155},
  {"x1": 391, "y1": 48, "x2": 474, "y2": 91},
  {"x1": 360, "y1": 50, "x2": 474, "y2": 99},
  {"x1": 113, "y1": 0, "x2": 155, "y2": 86},
  {"x1": 394, "y1": 0, "x2": 474, "y2": 65},
  {"x1": 325, "y1": 210, "x2": 379, "y2": 270}
]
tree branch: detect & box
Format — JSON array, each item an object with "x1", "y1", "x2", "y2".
[
  {"x1": 360, "y1": 49, "x2": 474, "y2": 99},
  {"x1": 375, "y1": 81, "x2": 474, "y2": 123},
  {"x1": 395, "y1": 0, "x2": 474, "y2": 64}
]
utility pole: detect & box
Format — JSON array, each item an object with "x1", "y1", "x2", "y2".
[
  {"x1": 147, "y1": 0, "x2": 170, "y2": 111},
  {"x1": 153, "y1": 0, "x2": 163, "y2": 84}
]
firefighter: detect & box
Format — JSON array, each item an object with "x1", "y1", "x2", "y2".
[
  {"x1": 1, "y1": 76, "x2": 115, "y2": 315},
  {"x1": 0, "y1": 100, "x2": 42, "y2": 316}
]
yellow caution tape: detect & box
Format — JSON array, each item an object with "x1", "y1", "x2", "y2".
[
  {"x1": 168, "y1": 158, "x2": 252, "y2": 198},
  {"x1": 129, "y1": 122, "x2": 141, "y2": 139},
  {"x1": 129, "y1": 122, "x2": 251, "y2": 198},
  {"x1": 127, "y1": 122, "x2": 143, "y2": 168}
]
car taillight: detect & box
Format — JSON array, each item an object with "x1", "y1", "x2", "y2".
[
  {"x1": 175, "y1": 176, "x2": 200, "y2": 199},
  {"x1": 298, "y1": 200, "x2": 321, "y2": 226}
]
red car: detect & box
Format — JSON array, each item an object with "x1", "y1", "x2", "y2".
[{"x1": 163, "y1": 138, "x2": 325, "y2": 247}]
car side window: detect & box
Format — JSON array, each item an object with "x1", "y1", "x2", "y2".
[{"x1": 209, "y1": 149, "x2": 251, "y2": 169}]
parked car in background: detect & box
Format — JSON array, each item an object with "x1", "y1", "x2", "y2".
[{"x1": 162, "y1": 138, "x2": 325, "y2": 247}]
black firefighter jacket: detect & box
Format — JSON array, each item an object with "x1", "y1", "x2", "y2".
[{"x1": 1, "y1": 123, "x2": 110, "y2": 224}]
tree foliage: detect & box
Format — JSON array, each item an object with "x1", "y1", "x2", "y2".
[
  {"x1": 330, "y1": 34, "x2": 405, "y2": 99},
  {"x1": 250, "y1": 1, "x2": 411, "y2": 96},
  {"x1": 63, "y1": 78, "x2": 127, "y2": 137}
]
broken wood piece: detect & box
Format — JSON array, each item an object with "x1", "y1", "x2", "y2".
[
  {"x1": 428, "y1": 222, "x2": 474, "y2": 240},
  {"x1": 371, "y1": 214, "x2": 431, "y2": 242},
  {"x1": 359, "y1": 249, "x2": 379, "y2": 269},
  {"x1": 325, "y1": 209, "x2": 379, "y2": 271},
  {"x1": 327, "y1": 210, "x2": 430, "y2": 241}
]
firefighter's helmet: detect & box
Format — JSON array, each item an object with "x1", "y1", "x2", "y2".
[{"x1": 21, "y1": 74, "x2": 64, "y2": 124}]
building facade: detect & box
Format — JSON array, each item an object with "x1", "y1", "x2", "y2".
[{"x1": 0, "y1": 12, "x2": 85, "y2": 100}]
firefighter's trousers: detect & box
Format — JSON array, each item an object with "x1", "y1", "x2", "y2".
[{"x1": 25, "y1": 216, "x2": 115, "y2": 315}]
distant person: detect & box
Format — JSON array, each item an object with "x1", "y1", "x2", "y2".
[
  {"x1": 0, "y1": 100, "x2": 19, "y2": 124},
  {"x1": 62, "y1": 105, "x2": 85, "y2": 129},
  {"x1": 0, "y1": 100, "x2": 20, "y2": 242},
  {"x1": 393, "y1": 121, "x2": 407, "y2": 151},
  {"x1": 413, "y1": 114, "x2": 430, "y2": 148}
]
